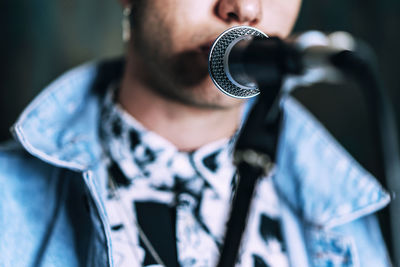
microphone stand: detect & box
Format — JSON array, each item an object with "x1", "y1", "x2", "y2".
[
  {"x1": 216, "y1": 68, "x2": 286, "y2": 267},
  {"x1": 216, "y1": 37, "x2": 304, "y2": 267}
]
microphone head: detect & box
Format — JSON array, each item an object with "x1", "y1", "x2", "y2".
[{"x1": 208, "y1": 26, "x2": 268, "y2": 99}]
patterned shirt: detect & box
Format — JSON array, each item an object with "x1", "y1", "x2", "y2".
[{"x1": 99, "y1": 88, "x2": 288, "y2": 267}]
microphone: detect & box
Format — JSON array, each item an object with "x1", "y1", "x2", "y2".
[{"x1": 208, "y1": 26, "x2": 354, "y2": 98}]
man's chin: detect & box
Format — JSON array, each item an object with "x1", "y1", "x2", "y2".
[
  {"x1": 176, "y1": 79, "x2": 245, "y2": 110},
  {"x1": 171, "y1": 52, "x2": 210, "y2": 87}
]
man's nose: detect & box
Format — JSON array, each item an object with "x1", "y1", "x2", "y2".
[{"x1": 216, "y1": 0, "x2": 261, "y2": 25}]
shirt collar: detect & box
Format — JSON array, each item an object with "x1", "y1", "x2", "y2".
[{"x1": 100, "y1": 87, "x2": 236, "y2": 199}]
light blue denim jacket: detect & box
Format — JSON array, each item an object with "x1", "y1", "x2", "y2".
[{"x1": 0, "y1": 59, "x2": 391, "y2": 267}]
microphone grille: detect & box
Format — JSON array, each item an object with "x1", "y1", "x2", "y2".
[{"x1": 208, "y1": 26, "x2": 268, "y2": 98}]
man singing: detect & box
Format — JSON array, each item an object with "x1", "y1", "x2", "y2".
[{"x1": 0, "y1": 0, "x2": 391, "y2": 266}]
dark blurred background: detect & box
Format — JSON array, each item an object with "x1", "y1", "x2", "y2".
[
  {"x1": 1, "y1": 0, "x2": 123, "y2": 143},
  {"x1": 1, "y1": 0, "x2": 399, "y2": 261}
]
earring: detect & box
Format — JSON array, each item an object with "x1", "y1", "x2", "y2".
[{"x1": 122, "y1": 6, "x2": 132, "y2": 42}]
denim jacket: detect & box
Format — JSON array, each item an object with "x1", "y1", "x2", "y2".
[{"x1": 0, "y1": 59, "x2": 391, "y2": 267}]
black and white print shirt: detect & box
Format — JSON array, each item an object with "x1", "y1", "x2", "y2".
[{"x1": 100, "y1": 88, "x2": 288, "y2": 267}]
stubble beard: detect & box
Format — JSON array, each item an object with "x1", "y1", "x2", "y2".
[
  {"x1": 130, "y1": 41, "x2": 238, "y2": 110},
  {"x1": 129, "y1": 6, "x2": 242, "y2": 110}
]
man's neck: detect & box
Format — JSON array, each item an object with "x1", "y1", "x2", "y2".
[{"x1": 118, "y1": 60, "x2": 242, "y2": 152}]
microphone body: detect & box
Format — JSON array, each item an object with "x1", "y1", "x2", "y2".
[
  {"x1": 227, "y1": 36, "x2": 303, "y2": 89},
  {"x1": 208, "y1": 26, "x2": 351, "y2": 98}
]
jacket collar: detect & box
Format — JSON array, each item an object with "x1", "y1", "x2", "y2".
[
  {"x1": 274, "y1": 97, "x2": 390, "y2": 227},
  {"x1": 12, "y1": 59, "x2": 390, "y2": 227},
  {"x1": 12, "y1": 59, "x2": 124, "y2": 171}
]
